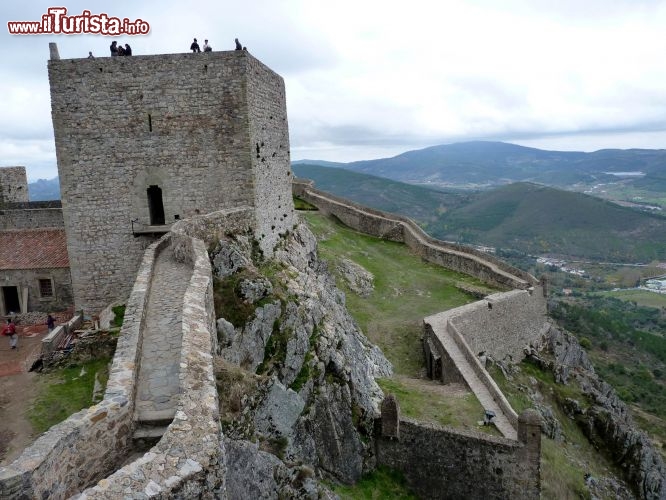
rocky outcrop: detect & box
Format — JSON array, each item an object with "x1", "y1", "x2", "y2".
[
  {"x1": 211, "y1": 222, "x2": 392, "y2": 488},
  {"x1": 544, "y1": 325, "x2": 666, "y2": 500},
  {"x1": 336, "y1": 258, "x2": 374, "y2": 297}
]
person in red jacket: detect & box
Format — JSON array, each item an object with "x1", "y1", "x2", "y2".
[{"x1": 2, "y1": 318, "x2": 18, "y2": 349}]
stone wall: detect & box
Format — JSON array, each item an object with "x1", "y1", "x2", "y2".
[
  {"x1": 444, "y1": 289, "x2": 548, "y2": 363},
  {"x1": 246, "y1": 56, "x2": 296, "y2": 255},
  {"x1": 0, "y1": 166, "x2": 28, "y2": 204},
  {"x1": 375, "y1": 412, "x2": 541, "y2": 499},
  {"x1": 170, "y1": 206, "x2": 254, "y2": 248},
  {"x1": 293, "y1": 180, "x2": 537, "y2": 290},
  {"x1": 80, "y1": 237, "x2": 225, "y2": 498},
  {"x1": 0, "y1": 267, "x2": 72, "y2": 315},
  {"x1": 48, "y1": 48, "x2": 291, "y2": 316},
  {"x1": 0, "y1": 236, "x2": 166, "y2": 498},
  {"x1": 41, "y1": 313, "x2": 83, "y2": 356},
  {"x1": 0, "y1": 203, "x2": 63, "y2": 230}
]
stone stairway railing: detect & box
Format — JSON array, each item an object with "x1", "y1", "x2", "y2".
[{"x1": 78, "y1": 234, "x2": 224, "y2": 498}]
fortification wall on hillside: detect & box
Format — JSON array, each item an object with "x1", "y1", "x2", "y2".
[
  {"x1": 293, "y1": 179, "x2": 537, "y2": 290},
  {"x1": 0, "y1": 166, "x2": 29, "y2": 204},
  {"x1": 375, "y1": 412, "x2": 541, "y2": 499},
  {"x1": 425, "y1": 289, "x2": 548, "y2": 365}
]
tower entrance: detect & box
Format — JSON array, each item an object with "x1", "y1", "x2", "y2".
[{"x1": 147, "y1": 185, "x2": 165, "y2": 225}]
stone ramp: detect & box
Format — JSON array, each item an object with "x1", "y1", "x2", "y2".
[
  {"x1": 133, "y1": 249, "x2": 193, "y2": 435},
  {"x1": 429, "y1": 315, "x2": 518, "y2": 440}
]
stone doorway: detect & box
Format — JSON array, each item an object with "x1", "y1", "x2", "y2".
[
  {"x1": 147, "y1": 185, "x2": 165, "y2": 225},
  {"x1": 1, "y1": 286, "x2": 20, "y2": 315}
]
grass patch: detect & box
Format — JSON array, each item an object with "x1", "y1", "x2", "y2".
[
  {"x1": 214, "y1": 358, "x2": 259, "y2": 427},
  {"x1": 331, "y1": 465, "x2": 417, "y2": 499},
  {"x1": 303, "y1": 212, "x2": 496, "y2": 377},
  {"x1": 376, "y1": 377, "x2": 496, "y2": 433},
  {"x1": 293, "y1": 196, "x2": 318, "y2": 211},
  {"x1": 111, "y1": 305, "x2": 125, "y2": 328},
  {"x1": 600, "y1": 289, "x2": 666, "y2": 309},
  {"x1": 213, "y1": 272, "x2": 263, "y2": 328},
  {"x1": 29, "y1": 358, "x2": 110, "y2": 434}
]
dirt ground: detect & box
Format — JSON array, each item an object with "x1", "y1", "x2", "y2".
[{"x1": 0, "y1": 323, "x2": 49, "y2": 466}]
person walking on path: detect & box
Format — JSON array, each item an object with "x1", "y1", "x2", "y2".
[
  {"x1": 47, "y1": 314, "x2": 55, "y2": 333},
  {"x1": 2, "y1": 319, "x2": 18, "y2": 350}
]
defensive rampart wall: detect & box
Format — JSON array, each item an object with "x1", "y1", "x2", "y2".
[
  {"x1": 293, "y1": 179, "x2": 537, "y2": 290},
  {"x1": 375, "y1": 412, "x2": 541, "y2": 499}
]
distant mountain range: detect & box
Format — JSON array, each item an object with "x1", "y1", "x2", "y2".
[
  {"x1": 294, "y1": 141, "x2": 666, "y2": 196},
  {"x1": 27, "y1": 176, "x2": 60, "y2": 201}
]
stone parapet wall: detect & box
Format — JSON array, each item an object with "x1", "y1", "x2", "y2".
[
  {"x1": 293, "y1": 179, "x2": 537, "y2": 289},
  {"x1": 0, "y1": 236, "x2": 166, "y2": 498},
  {"x1": 41, "y1": 313, "x2": 83, "y2": 355},
  {"x1": 170, "y1": 206, "x2": 254, "y2": 248},
  {"x1": 446, "y1": 320, "x2": 519, "y2": 426},
  {"x1": 447, "y1": 289, "x2": 548, "y2": 363},
  {"x1": 0, "y1": 206, "x2": 64, "y2": 230},
  {"x1": 375, "y1": 414, "x2": 541, "y2": 499},
  {"x1": 80, "y1": 237, "x2": 225, "y2": 498}
]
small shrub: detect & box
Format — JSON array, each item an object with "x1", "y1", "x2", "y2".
[
  {"x1": 579, "y1": 337, "x2": 592, "y2": 350},
  {"x1": 111, "y1": 305, "x2": 126, "y2": 328}
]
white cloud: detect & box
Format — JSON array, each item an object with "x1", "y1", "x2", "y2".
[{"x1": 2, "y1": 1, "x2": 666, "y2": 177}]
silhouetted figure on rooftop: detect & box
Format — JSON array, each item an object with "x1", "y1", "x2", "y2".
[
  {"x1": 235, "y1": 38, "x2": 242, "y2": 50},
  {"x1": 110, "y1": 40, "x2": 118, "y2": 56},
  {"x1": 191, "y1": 38, "x2": 201, "y2": 53},
  {"x1": 124, "y1": 44, "x2": 132, "y2": 56}
]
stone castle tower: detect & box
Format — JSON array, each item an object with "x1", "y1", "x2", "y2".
[
  {"x1": 48, "y1": 45, "x2": 295, "y2": 315},
  {"x1": 0, "y1": 166, "x2": 29, "y2": 204}
]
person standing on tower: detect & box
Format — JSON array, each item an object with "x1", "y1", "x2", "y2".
[{"x1": 190, "y1": 38, "x2": 201, "y2": 53}]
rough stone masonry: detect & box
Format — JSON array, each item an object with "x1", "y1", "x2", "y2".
[{"x1": 48, "y1": 45, "x2": 295, "y2": 316}]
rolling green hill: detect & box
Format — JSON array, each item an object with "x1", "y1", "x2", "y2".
[
  {"x1": 294, "y1": 164, "x2": 666, "y2": 263},
  {"x1": 432, "y1": 182, "x2": 666, "y2": 262},
  {"x1": 292, "y1": 164, "x2": 470, "y2": 222},
  {"x1": 294, "y1": 141, "x2": 666, "y2": 208}
]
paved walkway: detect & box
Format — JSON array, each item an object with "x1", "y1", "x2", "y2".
[
  {"x1": 427, "y1": 315, "x2": 517, "y2": 440},
  {"x1": 134, "y1": 249, "x2": 192, "y2": 423}
]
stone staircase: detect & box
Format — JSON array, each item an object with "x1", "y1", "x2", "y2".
[{"x1": 425, "y1": 313, "x2": 518, "y2": 440}]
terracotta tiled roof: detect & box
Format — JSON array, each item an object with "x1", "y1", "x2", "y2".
[{"x1": 0, "y1": 229, "x2": 69, "y2": 270}]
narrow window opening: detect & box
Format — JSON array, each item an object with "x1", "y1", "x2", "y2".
[
  {"x1": 148, "y1": 113, "x2": 152, "y2": 132},
  {"x1": 147, "y1": 185, "x2": 165, "y2": 225}
]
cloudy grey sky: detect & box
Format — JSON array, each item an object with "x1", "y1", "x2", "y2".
[{"x1": 2, "y1": 0, "x2": 666, "y2": 180}]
